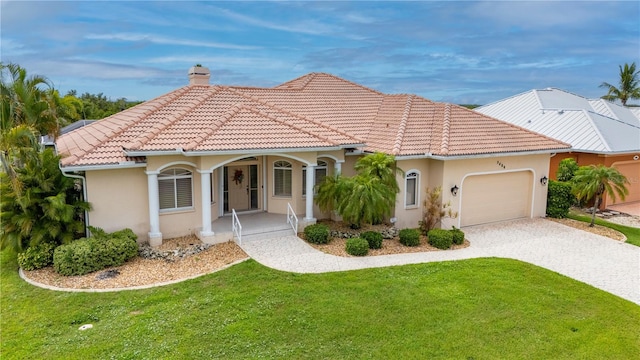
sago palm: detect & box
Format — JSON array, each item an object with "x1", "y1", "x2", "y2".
[{"x1": 571, "y1": 165, "x2": 628, "y2": 227}]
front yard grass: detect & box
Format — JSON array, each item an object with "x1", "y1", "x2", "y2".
[
  {"x1": 2, "y1": 251, "x2": 639, "y2": 359},
  {"x1": 568, "y1": 211, "x2": 640, "y2": 246}
]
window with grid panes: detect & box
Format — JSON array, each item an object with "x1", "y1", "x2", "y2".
[
  {"x1": 273, "y1": 161, "x2": 292, "y2": 196},
  {"x1": 158, "y1": 168, "x2": 193, "y2": 211}
]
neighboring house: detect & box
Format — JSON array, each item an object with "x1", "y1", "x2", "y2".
[
  {"x1": 55, "y1": 67, "x2": 568, "y2": 246},
  {"x1": 476, "y1": 88, "x2": 640, "y2": 208}
]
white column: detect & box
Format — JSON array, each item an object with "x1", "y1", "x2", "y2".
[
  {"x1": 305, "y1": 164, "x2": 315, "y2": 220},
  {"x1": 199, "y1": 170, "x2": 214, "y2": 237},
  {"x1": 218, "y1": 167, "x2": 225, "y2": 216},
  {"x1": 146, "y1": 171, "x2": 162, "y2": 246},
  {"x1": 262, "y1": 156, "x2": 267, "y2": 211},
  {"x1": 334, "y1": 161, "x2": 342, "y2": 175}
]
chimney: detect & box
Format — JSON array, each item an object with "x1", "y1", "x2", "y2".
[{"x1": 188, "y1": 65, "x2": 210, "y2": 85}]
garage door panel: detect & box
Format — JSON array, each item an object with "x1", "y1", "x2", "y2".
[
  {"x1": 609, "y1": 162, "x2": 640, "y2": 206},
  {"x1": 461, "y1": 172, "x2": 532, "y2": 227}
]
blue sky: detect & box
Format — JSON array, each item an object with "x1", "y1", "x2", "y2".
[{"x1": 2, "y1": 1, "x2": 639, "y2": 105}]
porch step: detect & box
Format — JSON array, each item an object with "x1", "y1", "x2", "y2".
[{"x1": 241, "y1": 228, "x2": 297, "y2": 242}]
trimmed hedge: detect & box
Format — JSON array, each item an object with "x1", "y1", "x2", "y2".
[
  {"x1": 546, "y1": 180, "x2": 575, "y2": 218},
  {"x1": 428, "y1": 229, "x2": 453, "y2": 250},
  {"x1": 451, "y1": 228, "x2": 465, "y2": 245},
  {"x1": 304, "y1": 224, "x2": 330, "y2": 244},
  {"x1": 399, "y1": 228, "x2": 420, "y2": 247},
  {"x1": 360, "y1": 231, "x2": 383, "y2": 249},
  {"x1": 53, "y1": 228, "x2": 138, "y2": 276},
  {"x1": 346, "y1": 237, "x2": 369, "y2": 256},
  {"x1": 18, "y1": 242, "x2": 56, "y2": 270}
]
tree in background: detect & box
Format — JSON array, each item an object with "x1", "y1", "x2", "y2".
[
  {"x1": 316, "y1": 152, "x2": 401, "y2": 228},
  {"x1": 571, "y1": 165, "x2": 628, "y2": 227},
  {"x1": 1, "y1": 63, "x2": 57, "y2": 186},
  {"x1": 600, "y1": 62, "x2": 640, "y2": 106}
]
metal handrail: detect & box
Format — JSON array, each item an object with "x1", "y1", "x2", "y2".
[
  {"x1": 287, "y1": 203, "x2": 298, "y2": 236},
  {"x1": 232, "y1": 209, "x2": 242, "y2": 245}
]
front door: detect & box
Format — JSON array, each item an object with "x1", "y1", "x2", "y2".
[{"x1": 224, "y1": 164, "x2": 259, "y2": 213}]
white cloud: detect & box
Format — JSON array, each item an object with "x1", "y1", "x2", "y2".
[{"x1": 84, "y1": 33, "x2": 261, "y2": 50}]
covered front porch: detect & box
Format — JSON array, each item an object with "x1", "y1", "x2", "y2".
[
  {"x1": 209, "y1": 211, "x2": 297, "y2": 244},
  {"x1": 144, "y1": 152, "x2": 345, "y2": 246}
]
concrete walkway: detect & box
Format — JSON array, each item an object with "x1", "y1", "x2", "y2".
[{"x1": 240, "y1": 218, "x2": 640, "y2": 305}]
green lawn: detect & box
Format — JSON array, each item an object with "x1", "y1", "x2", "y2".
[
  {"x1": 568, "y1": 211, "x2": 640, "y2": 247},
  {"x1": 2, "y1": 252, "x2": 639, "y2": 359}
]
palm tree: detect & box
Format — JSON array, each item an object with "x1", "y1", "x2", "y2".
[
  {"x1": 1, "y1": 63, "x2": 59, "y2": 184},
  {"x1": 571, "y1": 165, "x2": 628, "y2": 227},
  {"x1": 353, "y1": 152, "x2": 403, "y2": 192},
  {"x1": 315, "y1": 152, "x2": 401, "y2": 228},
  {"x1": 599, "y1": 62, "x2": 640, "y2": 106},
  {"x1": 0, "y1": 148, "x2": 90, "y2": 253}
]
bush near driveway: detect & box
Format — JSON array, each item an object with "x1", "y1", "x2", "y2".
[
  {"x1": 546, "y1": 180, "x2": 575, "y2": 218},
  {"x1": 428, "y1": 229, "x2": 453, "y2": 249}
]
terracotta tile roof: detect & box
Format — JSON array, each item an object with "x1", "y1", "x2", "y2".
[{"x1": 57, "y1": 72, "x2": 569, "y2": 168}]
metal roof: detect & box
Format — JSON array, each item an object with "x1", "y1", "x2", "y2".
[{"x1": 476, "y1": 88, "x2": 640, "y2": 153}]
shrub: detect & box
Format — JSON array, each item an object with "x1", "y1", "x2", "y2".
[
  {"x1": 346, "y1": 237, "x2": 369, "y2": 256},
  {"x1": 428, "y1": 229, "x2": 453, "y2": 250},
  {"x1": 304, "y1": 224, "x2": 330, "y2": 244},
  {"x1": 420, "y1": 186, "x2": 458, "y2": 234},
  {"x1": 53, "y1": 229, "x2": 138, "y2": 276},
  {"x1": 399, "y1": 228, "x2": 420, "y2": 247},
  {"x1": 360, "y1": 231, "x2": 383, "y2": 249},
  {"x1": 546, "y1": 180, "x2": 575, "y2": 218},
  {"x1": 556, "y1": 158, "x2": 579, "y2": 182},
  {"x1": 17, "y1": 242, "x2": 56, "y2": 270},
  {"x1": 450, "y1": 227, "x2": 465, "y2": 245}
]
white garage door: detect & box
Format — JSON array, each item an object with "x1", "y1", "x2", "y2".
[
  {"x1": 461, "y1": 171, "x2": 533, "y2": 227},
  {"x1": 608, "y1": 162, "x2": 640, "y2": 206}
]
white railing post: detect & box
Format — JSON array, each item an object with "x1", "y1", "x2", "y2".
[
  {"x1": 287, "y1": 202, "x2": 298, "y2": 235},
  {"x1": 232, "y1": 209, "x2": 242, "y2": 245}
]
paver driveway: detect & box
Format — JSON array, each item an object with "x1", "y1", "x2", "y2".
[{"x1": 240, "y1": 218, "x2": 640, "y2": 305}]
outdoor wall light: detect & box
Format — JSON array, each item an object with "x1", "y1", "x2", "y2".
[
  {"x1": 540, "y1": 176, "x2": 548, "y2": 186},
  {"x1": 451, "y1": 185, "x2": 459, "y2": 196}
]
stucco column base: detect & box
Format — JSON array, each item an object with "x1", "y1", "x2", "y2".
[
  {"x1": 299, "y1": 217, "x2": 317, "y2": 232},
  {"x1": 197, "y1": 230, "x2": 216, "y2": 244},
  {"x1": 148, "y1": 232, "x2": 163, "y2": 247}
]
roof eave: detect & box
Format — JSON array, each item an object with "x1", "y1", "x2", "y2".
[
  {"x1": 124, "y1": 143, "x2": 366, "y2": 157},
  {"x1": 60, "y1": 162, "x2": 147, "y2": 172},
  {"x1": 395, "y1": 147, "x2": 573, "y2": 161}
]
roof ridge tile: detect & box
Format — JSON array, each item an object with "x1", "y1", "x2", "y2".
[
  {"x1": 439, "y1": 103, "x2": 452, "y2": 155},
  {"x1": 392, "y1": 95, "x2": 414, "y2": 155}
]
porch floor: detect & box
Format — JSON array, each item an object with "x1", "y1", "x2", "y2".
[{"x1": 211, "y1": 212, "x2": 292, "y2": 238}]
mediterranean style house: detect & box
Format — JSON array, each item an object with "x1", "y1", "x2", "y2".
[
  {"x1": 55, "y1": 66, "x2": 569, "y2": 246},
  {"x1": 476, "y1": 88, "x2": 640, "y2": 209}
]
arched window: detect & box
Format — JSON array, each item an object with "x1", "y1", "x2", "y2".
[
  {"x1": 273, "y1": 160, "x2": 292, "y2": 196},
  {"x1": 405, "y1": 171, "x2": 419, "y2": 208},
  {"x1": 303, "y1": 160, "x2": 327, "y2": 196},
  {"x1": 158, "y1": 168, "x2": 193, "y2": 211}
]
